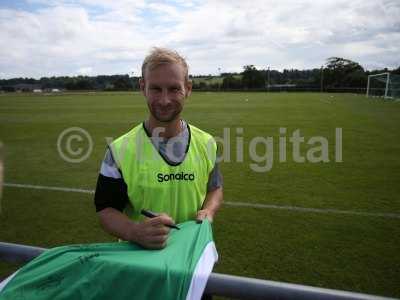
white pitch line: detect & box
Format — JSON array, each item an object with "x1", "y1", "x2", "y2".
[
  {"x1": 4, "y1": 183, "x2": 400, "y2": 219},
  {"x1": 224, "y1": 201, "x2": 400, "y2": 219},
  {"x1": 4, "y1": 183, "x2": 94, "y2": 194}
]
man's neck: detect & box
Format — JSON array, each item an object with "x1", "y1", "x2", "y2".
[{"x1": 146, "y1": 116, "x2": 183, "y2": 139}]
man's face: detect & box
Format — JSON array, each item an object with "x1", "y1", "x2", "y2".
[{"x1": 140, "y1": 63, "x2": 192, "y2": 123}]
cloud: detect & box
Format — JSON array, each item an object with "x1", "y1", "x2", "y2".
[
  {"x1": 171, "y1": 0, "x2": 400, "y2": 71},
  {"x1": 77, "y1": 66, "x2": 93, "y2": 75},
  {"x1": 0, "y1": 0, "x2": 399, "y2": 78}
]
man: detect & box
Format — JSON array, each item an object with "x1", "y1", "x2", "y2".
[{"x1": 94, "y1": 48, "x2": 223, "y2": 250}]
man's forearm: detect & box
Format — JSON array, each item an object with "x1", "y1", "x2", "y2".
[
  {"x1": 201, "y1": 186, "x2": 223, "y2": 220},
  {"x1": 97, "y1": 207, "x2": 138, "y2": 241}
]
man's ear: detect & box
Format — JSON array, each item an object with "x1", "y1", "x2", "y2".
[
  {"x1": 185, "y1": 80, "x2": 192, "y2": 98},
  {"x1": 139, "y1": 78, "x2": 145, "y2": 95}
]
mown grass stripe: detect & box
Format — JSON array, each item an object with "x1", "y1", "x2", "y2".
[{"x1": 5, "y1": 183, "x2": 400, "y2": 219}]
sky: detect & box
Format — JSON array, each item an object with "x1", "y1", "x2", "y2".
[{"x1": 0, "y1": 0, "x2": 399, "y2": 79}]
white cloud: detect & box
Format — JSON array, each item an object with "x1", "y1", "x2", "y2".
[
  {"x1": 0, "y1": 0, "x2": 399, "y2": 78},
  {"x1": 77, "y1": 66, "x2": 93, "y2": 75}
]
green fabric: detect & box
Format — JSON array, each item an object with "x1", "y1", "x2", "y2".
[
  {"x1": 0, "y1": 220, "x2": 215, "y2": 300},
  {"x1": 110, "y1": 123, "x2": 217, "y2": 224}
]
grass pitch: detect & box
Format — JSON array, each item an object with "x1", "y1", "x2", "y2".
[{"x1": 0, "y1": 91, "x2": 399, "y2": 297}]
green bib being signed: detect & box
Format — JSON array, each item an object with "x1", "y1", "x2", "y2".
[
  {"x1": 0, "y1": 220, "x2": 218, "y2": 300},
  {"x1": 110, "y1": 123, "x2": 217, "y2": 224}
]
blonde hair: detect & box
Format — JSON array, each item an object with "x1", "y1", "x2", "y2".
[{"x1": 141, "y1": 47, "x2": 189, "y2": 82}]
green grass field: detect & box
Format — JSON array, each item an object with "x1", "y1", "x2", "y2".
[{"x1": 0, "y1": 91, "x2": 399, "y2": 298}]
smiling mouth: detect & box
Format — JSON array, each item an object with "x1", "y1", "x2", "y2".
[
  {"x1": 159, "y1": 108, "x2": 170, "y2": 114},
  {"x1": 158, "y1": 106, "x2": 173, "y2": 113}
]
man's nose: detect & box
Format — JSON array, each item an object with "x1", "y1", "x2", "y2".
[{"x1": 159, "y1": 89, "x2": 172, "y2": 104}]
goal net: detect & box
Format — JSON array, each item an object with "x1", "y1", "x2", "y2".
[{"x1": 366, "y1": 72, "x2": 400, "y2": 99}]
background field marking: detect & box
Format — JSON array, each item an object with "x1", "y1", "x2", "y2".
[
  {"x1": 225, "y1": 201, "x2": 400, "y2": 219},
  {"x1": 4, "y1": 183, "x2": 94, "y2": 194},
  {"x1": 4, "y1": 182, "x2": 400, "y2": 219}
]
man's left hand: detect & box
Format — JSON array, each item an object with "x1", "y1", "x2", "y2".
[{"x1": 196, "y1": 209, "x2": 213, "y2": 223}]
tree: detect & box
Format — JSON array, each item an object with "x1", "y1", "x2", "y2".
[
  {"x1": 324, "y1": 57, "x2": 367, "y2": 87},
  {"x1": 241, "y1": 65, "x2": 265, "y2": 89},
  {"x1": 222, "y1": 75, "x2": 242, "y2": 90},
  {"x1": 113, "y1": 75, "x2": 133, "y2": 90},
  {"x1": 392, "y1": 66, "x2": 400, "y2": 75}
]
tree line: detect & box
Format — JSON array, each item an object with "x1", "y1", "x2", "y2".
[
  {"x1": 1, "y1": 57, "x2": 399, "y2": 92},
  {"x1": 215, "y1": 57, "x2": 399, "y2": 91},
  {"x1": 0, "y1": 74, "x2": 138, "y2": 92}
]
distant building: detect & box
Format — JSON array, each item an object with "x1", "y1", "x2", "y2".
[
  {"x1": 13, "y1": 84, "x2": 42, "y2": 92},
  {"x1": 269, "y1": 84, "x2": 297, "y2": 88}
]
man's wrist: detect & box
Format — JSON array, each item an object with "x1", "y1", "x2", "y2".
[
  {"x1": 196, "y1": 208, "x2": 215, "y2": 222},
  {"x1": 124, "y1": 222, "x2": 140, "y2": 242},
  {"x1": 206, "y1": 209, "x2": 215, "y2": 221}
]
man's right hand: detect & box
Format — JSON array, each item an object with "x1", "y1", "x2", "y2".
[{"x1": 128, "y1": 214, "x2": 175, "y2": 249}]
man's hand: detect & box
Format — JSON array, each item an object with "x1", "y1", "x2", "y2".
[
  {"x1": 196, "y1": 187, "x2": 223, "y2": 223},
  {"x1": 128, "y1": 214, "x2": 175, "y2": 249},
  {"x1": 98, "y1": 208, "x2": 177, "y2": 250},
  {"x1": 196, "y1": 209, "x2": 213, "y2": 223}
]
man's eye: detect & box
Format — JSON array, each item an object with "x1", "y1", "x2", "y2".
[
  {"x1": 150, "y1": 87, "x2": 161, "y2": 92},
  {"x1": 171, "y1": 87, "x2": 180, "y2": 92}
]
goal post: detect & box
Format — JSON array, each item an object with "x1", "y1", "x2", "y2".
[{"x1": 367, "y1": 72, "x2": 400, "y2": 99}]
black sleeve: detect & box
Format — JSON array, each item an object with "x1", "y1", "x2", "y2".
[
  {"x1": 207, "y1": 162, "x2": 223, "y2": 192},
  {"x1": 206, "y1": 146, "x2": 223, "y2": 192},
  {"x1": 94, "y1": 174, "x2": 129, "y2": 212}
]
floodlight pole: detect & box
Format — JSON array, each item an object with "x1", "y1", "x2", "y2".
[
  {"x1": 320, "y1": 66, "x2": 324, "y2": 93},
  {"x1": 384, "y1": 73, "x2": 390, "y2": 98},
  {"x1": 218, "y1": 68, "x2": 221, "y2": 91},
  {"x1": 366, "y1": 75, "x2": 370, "y2": 97}
]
